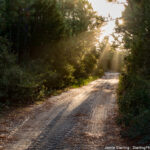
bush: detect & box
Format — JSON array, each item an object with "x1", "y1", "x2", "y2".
[
  {"x1": 0, "y1": 0, "x2": 104, "y2": 108},
  {"x1": 0, "y1": 42, "x2": 46, "y2": 105},
  {"x1": 117, "y1": 73, "x2": 150, "y2": 143},
  {"x1": 0, "y1": 39, "x2": 21, "y2": 101}
]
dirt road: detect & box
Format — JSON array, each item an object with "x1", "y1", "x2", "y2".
[{"x1": 1, "y1": 72, "x2": 125, "y2": 150}]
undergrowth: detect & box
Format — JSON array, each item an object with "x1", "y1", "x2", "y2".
[{"x1": 117, "y1": 73, "x2": 150, "y2": 144}]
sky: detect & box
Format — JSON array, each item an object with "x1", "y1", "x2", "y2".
[{"x1": 88, "y1": 0, "x2": 126, "y2": 42}]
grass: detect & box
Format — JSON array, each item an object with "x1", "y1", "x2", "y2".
[
  {"x1": 49, "y1": 76, "x2": 100, "y2": 96},
  {"x1": 71, "y1": 76, "x2": 99, "y2": 88}
]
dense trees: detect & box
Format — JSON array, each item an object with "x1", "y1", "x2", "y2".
[
  {"x1": 117, "y1": 0, "x2": 150, "y2": 144},
  {"x1": 0, "y1": 0, "x2": 104, "y2": 106}
]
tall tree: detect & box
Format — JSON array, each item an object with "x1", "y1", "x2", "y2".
[{"x1": 116, "y1": 0, "x2": 150, "y2": 144}]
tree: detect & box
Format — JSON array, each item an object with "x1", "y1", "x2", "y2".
[
  {"x1": 116, "y1": 0, "x2": 150, "y2": 144},
  {"x1": 0, "y1": 0, "x2": 104, "y2": 106}
]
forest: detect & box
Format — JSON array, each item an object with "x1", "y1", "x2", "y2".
[
  {"x1": 0, "y1": 0, "x2": 123, "y2": 107},
  {"x1": 1, "y1": 0, "x2": 150, "y2": 146},
  {"x1": 0, "y1": 0, "x2": 104, "y2": 106}
]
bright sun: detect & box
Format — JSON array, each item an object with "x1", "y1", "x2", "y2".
[
  {"x1": 88, "y1": 0, "x2": 126, "y2": 42},
  {"x1": 118, "y1": 19, "x2": 124, "y2": 25}
]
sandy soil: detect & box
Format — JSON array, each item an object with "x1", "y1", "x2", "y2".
[{"x1": 0, "y1": 72, "x2": 127, "y2": 150}]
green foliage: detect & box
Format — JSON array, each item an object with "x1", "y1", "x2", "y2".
[
  {"x1": 0, "y1": 40, "x2": 20, "y2": 99},
  {"x1": 72, "y1": 76, "x2": 99, "y2": 88},
  {"x1": 0, "y1": 0, "x2": 104, "y2": 108},
  {"x1": 116, "y1": 0, "x2": 150, "y2": 78},
  {"x1": 118, "y1": 75, "x2": 150, "y2": 144},
  {"x1": 0, "y1": 39, "x2": 46, "y2": 105},
  {"x1": 118, "y1": 74, "x2": 150, "y2": 122},
  {"x1": 116, "y1": 0, "x2": 150, "y2": 143}
]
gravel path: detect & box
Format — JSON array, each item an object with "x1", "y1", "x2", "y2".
[{"x1": 1, "y1": 72, "x2": 125, "y2": 150}]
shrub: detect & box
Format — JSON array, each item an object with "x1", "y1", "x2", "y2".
[
  {"x1": 117, "y1": 73, "x2": 150, "y2": 143},
  {"x1": 0, "y1": 42, "x2": 46, "y2": 105}
]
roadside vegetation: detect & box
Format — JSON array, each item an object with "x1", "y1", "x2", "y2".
[
  {"x1": 0, "y1": 0, "x2": 125, "y2": 111},
  {"x1": 1, "y1": 0, "x2": 150, "y2": 146},
  {"x1": 115, "y1": 0, "x2": 150, "y2": 144},
  {"x1": 0, "y1": 0, "x2": 106, "y2": 108}
]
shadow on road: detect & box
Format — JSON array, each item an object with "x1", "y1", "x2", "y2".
[{"x1": 27, "y1": 73, "x2": 123, "y2": 150}]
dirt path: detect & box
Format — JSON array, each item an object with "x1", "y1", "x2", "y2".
[{"x1": 0, "y1": 72, "x2": 126, "y2": 150}]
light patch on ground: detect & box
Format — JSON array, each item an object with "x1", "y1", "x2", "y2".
[{"x1": 0, "y1": 72, "x2": 127, "y2": 150}]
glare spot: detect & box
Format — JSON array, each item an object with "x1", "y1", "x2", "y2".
[
  {"x1": 88, "y1": 0, "x2": 126, "y2": 42},
  {"x1": 118, "y1": 19, "x2": 124, "y2": 25}
]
